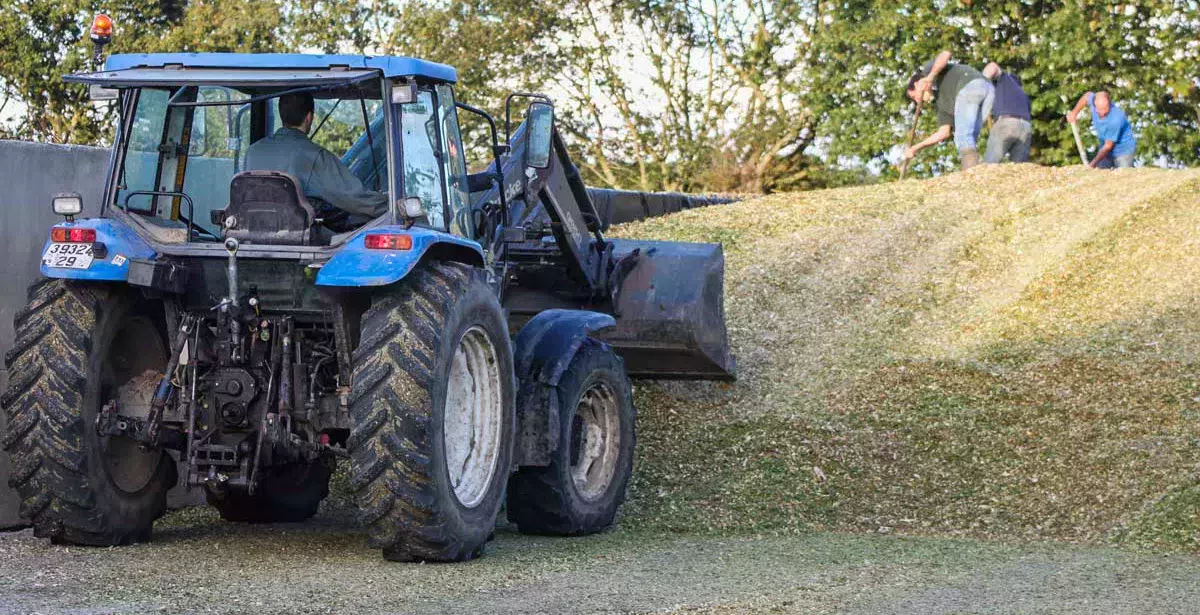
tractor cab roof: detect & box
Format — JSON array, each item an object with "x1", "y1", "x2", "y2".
[{"x1": 65, "y1": 52, "x2": 457, "y2": 87}]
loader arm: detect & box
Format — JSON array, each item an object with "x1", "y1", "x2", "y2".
[{"x1": 471, "y1": 120, "x2": 736, "y2": 381}]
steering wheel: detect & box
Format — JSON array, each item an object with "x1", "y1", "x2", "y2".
[{"x1": 453, "y1": 207, "x2": 476, "y2": 239}]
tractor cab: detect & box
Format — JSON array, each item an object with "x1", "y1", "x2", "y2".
[{"x1": 66, "y1": 53, "x2": 532, "y2": 252}]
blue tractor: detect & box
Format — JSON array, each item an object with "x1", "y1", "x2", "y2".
[{"x1": 2, "y1": 46, "x2": 734, "y2": 561}]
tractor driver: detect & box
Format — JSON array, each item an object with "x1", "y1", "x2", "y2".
[{"x1": 244, "y1": 92, "x2": 388, "y2": 226}]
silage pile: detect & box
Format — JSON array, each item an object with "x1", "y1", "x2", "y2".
[{"x1": 611, "y1": 164, "x2": 1200, "y2": 551}]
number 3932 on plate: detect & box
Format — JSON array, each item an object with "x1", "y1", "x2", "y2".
[{"x1": 42, "y1": 242, "x2": 94, "y2": 269}]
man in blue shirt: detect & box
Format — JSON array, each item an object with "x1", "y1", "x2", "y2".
[
  {"x1": 1066, "y1": 91, "x2": 1137, "y2": 168},
  {"x1": 981, "y1": 62, "x2": 1032, "y2": 164}
]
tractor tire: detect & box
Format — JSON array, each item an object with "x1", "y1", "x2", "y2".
[
  {"x1": 205, "y1": 457, "x2": 334, "y2": 523},
  {"x1": 507, "y1": 340, "x2": 635, "y2": 535},
  {"x1": 1, "y1": 279, "x2": 177, "y2": 546},
  {"x1": 348, "y1": 262, "x2": 515, "y2": 562}
]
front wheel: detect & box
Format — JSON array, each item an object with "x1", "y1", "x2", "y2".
[
  {"x1": 348, "y1": 263, "x2": 515, "y2": 562},
  {"x1": 507, "y1": 340, "x2": 636, "y2": 535}
]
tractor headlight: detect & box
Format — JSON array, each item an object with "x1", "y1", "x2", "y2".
[{"x1": 52, "y1": 193, "x2": 83, "y2": 217}]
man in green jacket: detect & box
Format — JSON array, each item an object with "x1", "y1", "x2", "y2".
[
  {"x1": 244, "y1": 93, "x2": 388, "y2": 220},
  {"x1": 901, "y1": 51, "x2": 995, "y2": 169}
]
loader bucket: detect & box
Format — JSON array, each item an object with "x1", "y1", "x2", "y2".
[{"x1": 601, "y1": 239, "x2": 736, "y2": 381}]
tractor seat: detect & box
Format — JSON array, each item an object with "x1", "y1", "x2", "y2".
[{"x1": 219, "y1": 171, "x2": 325, "y2": 245}]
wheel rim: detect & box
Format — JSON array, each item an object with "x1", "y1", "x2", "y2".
[
  {"x1": 443, "y1": 326, "x2": 504, "y2": 509},
  {"x1": 101, "y1": 315, "x2": 166, "y2": 495},
  {"x1": 570, "y1": 380, "x2": 621, "y2": 501}
]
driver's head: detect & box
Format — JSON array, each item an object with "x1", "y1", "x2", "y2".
[{"x1": 279, "y1": 92, "x2": 315, "y2": 133}]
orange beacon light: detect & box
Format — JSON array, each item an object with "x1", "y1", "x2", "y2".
[{"x1": 90, "y1": 14, "x2": 113, "y2": 65}]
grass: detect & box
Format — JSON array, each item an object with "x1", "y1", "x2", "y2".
[{"x1": 609, "y1": 164, "x2": 1200, "y2": 551}]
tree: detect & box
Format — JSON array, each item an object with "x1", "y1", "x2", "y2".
[
  {"x1": 7, "y1": 1, "x2": 1195, "y2": 186},
  {"x1": 553, "y1": 1, "x2": 825, "y2": 193},
  {"x1": 0, "y1": 0, "x2": 284, "y2": 144}
]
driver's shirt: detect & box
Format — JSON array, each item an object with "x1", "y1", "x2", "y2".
[{"x1": 243, "y1": 127, "x2": 388, "y2": 218}]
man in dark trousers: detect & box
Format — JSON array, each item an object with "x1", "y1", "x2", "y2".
[
  {"x1": 902, "y1": 50, "x2": 995, "y2": 169},
  {"x1": 981, "y1": 62, "x2": 1032, "y2": 163}
]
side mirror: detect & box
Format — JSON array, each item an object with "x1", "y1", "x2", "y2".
[{"x1": 524, "y1": 102, "x2": 554, "y2": 169}]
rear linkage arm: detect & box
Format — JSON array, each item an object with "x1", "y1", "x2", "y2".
[{"x1": 95, "y1": 313, "x2": 198, "y2": 449}]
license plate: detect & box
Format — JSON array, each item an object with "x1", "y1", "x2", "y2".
[{"x1": 42, "y1": 243, "x2": 94, "y2": 269}]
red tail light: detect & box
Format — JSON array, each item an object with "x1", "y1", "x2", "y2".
[
  {"x1": 51, "y1": 227, "x2": 97, "y2": 243},
  {"x1": 364, "y1": 233, "x2": 413, "y2": 250}
]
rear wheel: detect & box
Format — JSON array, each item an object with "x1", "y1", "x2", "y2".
[
  {"x1": 1, "y1": 279, "x2": 177, "y2": 545},
  {"x1": 205, "y1": 458, "x2": 334, "y2": 523},
  {"x1": 348, "y1": 263, "x2": 515, "y2": 562},
  {"x1": 507, "y1": 340, "x2": 635, "y2": 535}
]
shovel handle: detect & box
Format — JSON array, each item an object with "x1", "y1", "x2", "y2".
[
  {"x1": 900, "y1": 99, "x2": 925, "y2": 180},
  {"x1": 1070, "y1": 122, "x2": 1088, "y2": 165}
]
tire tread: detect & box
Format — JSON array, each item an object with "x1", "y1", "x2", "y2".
[
  {"x1": 507, "y1": 340, "x2": 636, "y2": 536},
  {"x1": 349, "y1": 262, "x2": 490, "y2": 561},
  {"x1": 1, "y1": 279, "x2": 167, "y2": 545}
]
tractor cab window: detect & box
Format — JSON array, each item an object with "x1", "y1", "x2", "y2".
[
  {"x1": 116, "y1": 86, "x2": 250, "y2": 241},
  {"x1": 268, "y1": 97, "x2": 387, "y2": 191},
  {"x1": 436, "y1": 84, "x2": 472, "y2": 237},
  {"x1": 397, "y1": 89, "x2": 447, "y2": 229},
  {"x1": 113, "y1": 81, "x2": 388, "y2": 242}
]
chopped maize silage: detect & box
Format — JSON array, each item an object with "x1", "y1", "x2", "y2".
[{"x1": 610, "y1": 164, "x2": 1200, "y2": 551}]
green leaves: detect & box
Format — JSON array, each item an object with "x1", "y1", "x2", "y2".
[
  {"x1": 0, "y1": 0, "x2": 286, "y2": 143},
  {"x1": 3, "y1": 1, "x2": 1194, "y2": 184}
]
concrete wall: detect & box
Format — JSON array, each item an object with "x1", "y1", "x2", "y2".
[{"x1": 0, "y1": 140, "x2": 204, "y2": 529}]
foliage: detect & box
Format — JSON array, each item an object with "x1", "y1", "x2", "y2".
[
  {"x1": 809, "y1": 0, "x2": 1200, "y2": 177},
  {"x1": 2, "y1": 1, "x2": 1196, "y2": 186},
  {"x1": 0, "y1": 0, "x2": 283, "y2": 144},
  {"x1": 552, "y1": 1, "x2": 823, "y2": 193}
]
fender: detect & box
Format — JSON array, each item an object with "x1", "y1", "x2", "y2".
[
  {"x1": 315, "y1": 225, "x2": 484, "y2": 287},
  {"x1": 512, "y1": 309, "x2": 616, "y2": 467},
  {"x1": 41, "y1": 217, "x2": 156, "y2": 281}
]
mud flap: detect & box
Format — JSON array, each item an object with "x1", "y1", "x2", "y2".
[
  {"x1": 600, "y1": 239, "x2": 736, "y2": 381},
  {"x1": 512, "y1": 310, "x2": 616, "y2": 466}
]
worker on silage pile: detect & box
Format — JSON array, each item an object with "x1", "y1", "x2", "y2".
[
  {"x1": 1066, "y1": 91, "x2": 1137, "y2": 169},
  {"x1": 981, "y1": 62, "x2": 1032, "y2": 163},
  {"x1": 902, "y1": 50, "x2": 995, "y2": 170}
]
